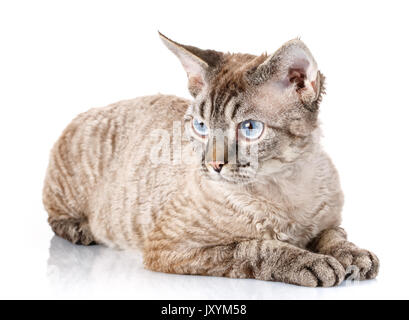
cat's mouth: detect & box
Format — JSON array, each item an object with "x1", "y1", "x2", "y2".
[{"x1": 201, "y1": 163, "x2": 255, "y2": 184}]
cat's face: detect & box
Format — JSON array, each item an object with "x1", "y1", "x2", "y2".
[{"x1": 160, "y1": 33, "x2": 324, "y2": 184}]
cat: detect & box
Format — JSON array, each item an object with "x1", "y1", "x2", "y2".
[{"x1": 43, "y1": 32, "x2": 379, "y2": 287}]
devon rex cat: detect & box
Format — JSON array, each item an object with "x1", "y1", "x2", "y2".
[{"x1": 43, "y1": 32, "x2": 379, "y2": 287}]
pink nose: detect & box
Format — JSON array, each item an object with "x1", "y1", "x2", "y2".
[{"x1": 208, "y1": 161, "x2": 225, "y2": 173}]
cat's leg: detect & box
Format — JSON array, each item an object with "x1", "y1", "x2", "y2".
[
  {"x1": 44, "y1": 187, "x2": 95, "y2": 245},
  {"x1": 48, "y1": 214, "x2": 96, "y2": 246},
  {"x1": 144, "y1": 239, "x2": 345, "y2": 287},
  {"x1": 308, "y1": 227, "x2": 379, "y2": 280},
  {"x1": 43, "y1": 159, "x2": 96, "y2": 246}
]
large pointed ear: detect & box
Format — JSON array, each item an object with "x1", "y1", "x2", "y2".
[
  {"x1": 159, "y1": 32, "x2": 223, "y2": 97},
  {"x1": 248, "y1": 39, "x2": 323, "y2": 106}
]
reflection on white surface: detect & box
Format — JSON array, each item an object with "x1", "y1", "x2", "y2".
[{"x1": 47, "y1": 236, "x2": 379, "y2": 299}]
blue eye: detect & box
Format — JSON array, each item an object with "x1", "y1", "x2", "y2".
[
  {"x1": 192, "y1": 118, "x2": 209, "y2": 137},
  {"x1": 239, "y1": 120, "x2": 264, "y2": 140}
]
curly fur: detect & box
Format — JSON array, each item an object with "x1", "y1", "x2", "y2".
[{"x1": 43, "y1": 34, "x2": 379, "y2": 287}]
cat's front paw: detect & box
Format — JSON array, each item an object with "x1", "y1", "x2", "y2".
[
  {"x1": 273, "y1": 252, "x2": 345, "y2": 287},
  {"x1": 329, "y1": 244, "x2": 379, "y2": 280}
]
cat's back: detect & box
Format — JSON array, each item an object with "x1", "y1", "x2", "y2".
[{"x1": 43, "y1": 94, "x2": 189, "y2": 227}]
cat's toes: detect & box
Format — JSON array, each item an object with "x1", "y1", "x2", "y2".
[
  {"x1": 300, "y1": 255, "x2": 345, "y2": 287},
  {"x1": 365, "y1": 251, "x2": 380, "y2": 279},
  {"x1": 352, "y1": 250, "x2": 379, "y2": 280},
  {"x1": 281, "y1": 254, "x2": 345, "y2": 287},
  {"x1": 333, "y1": 247, "x2": 379, "y2": 280}
]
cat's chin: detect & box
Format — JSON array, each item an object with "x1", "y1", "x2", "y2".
[{"x1": 221, "y1": 176, "x2": 254, "y2": 185}]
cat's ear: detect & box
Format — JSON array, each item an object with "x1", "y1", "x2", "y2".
[
  {"x1": 248, "y1": 39, "x2": 323, "y2": 105},
  {"x1": 159, "y1": 32, "x2": 222, "y2": 97}
]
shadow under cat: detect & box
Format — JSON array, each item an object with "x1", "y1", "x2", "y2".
[{"x1": 47, "y1": 236, "x2": 376, "y2": 299}]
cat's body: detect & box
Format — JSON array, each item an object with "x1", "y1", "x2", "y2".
[{"x1": 43, "y1": 33, "x2": 379, "y2": 287}]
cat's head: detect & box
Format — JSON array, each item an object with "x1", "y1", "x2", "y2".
[{"x1": 160, "y1": 32, "x2": 325, "y2": 184}]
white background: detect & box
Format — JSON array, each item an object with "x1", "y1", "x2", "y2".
[{"x1": 1, "y1": 0, "x2": 408, "y2": 299}]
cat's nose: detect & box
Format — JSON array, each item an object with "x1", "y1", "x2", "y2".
[{"x1": 208, "y1": 161, "x2": 226, "y2": 173}]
